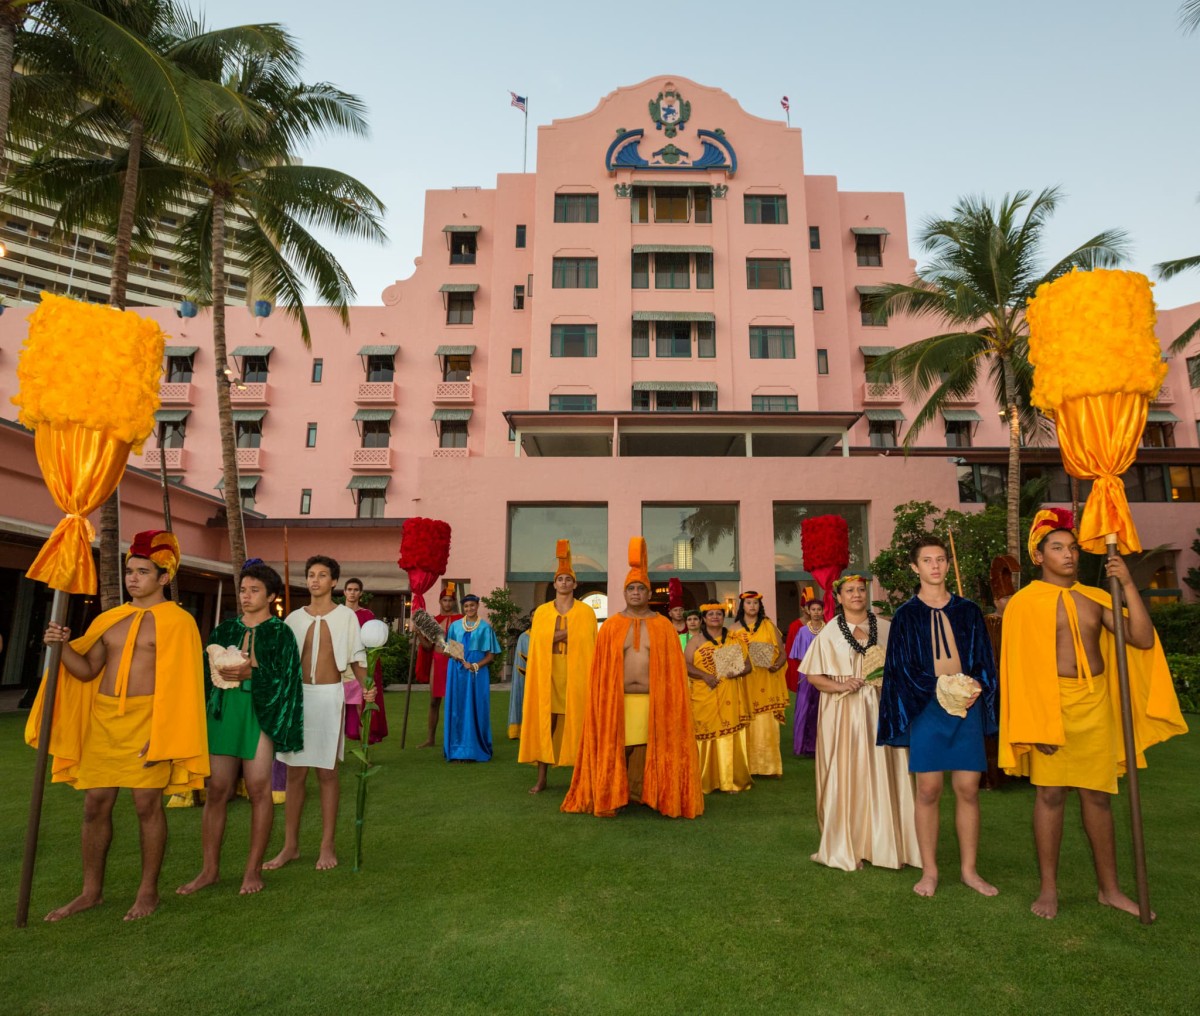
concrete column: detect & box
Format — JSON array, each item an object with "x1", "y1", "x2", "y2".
[
  {"x1": 606, "y1": 494, "x2": 642, "y2": 606},
  {"x1": 739, "y1": 496, "x2": 778, "y2": 618}
]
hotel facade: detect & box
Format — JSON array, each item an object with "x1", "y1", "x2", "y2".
[{"x1": 2, "y1": 76, "x2": 1198, "y2": 686}]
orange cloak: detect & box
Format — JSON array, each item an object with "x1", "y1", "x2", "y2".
[
  {"x1": 998, "y1": 580, "x2": 1187, "y2": 779},
  {"x1": 518, "y1": 599, "x2": 596, "y2": 767},
  {"x1": 26, "y1": 601, "x2": 209, "y2": 794},
  {"x1": 562, "y1": 613, "x2": 704, "y2": 819}
]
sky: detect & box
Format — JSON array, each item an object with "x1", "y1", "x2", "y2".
[{"x1": 203, "y1": 0, "x2": 1200, "y2": 311}]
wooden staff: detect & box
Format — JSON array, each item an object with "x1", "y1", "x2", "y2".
[
  {"x1": 283, "y1": 525, "x2": 291, "y2": 616},
  {"x1": 399, "y1": 593, "x2": 417, "y2": 749},
  {"x1": 947, "y1": 529, "x2": 964, "y2": 597},
  {"x1": 1105, "y1": 534, "x2": 1152, "y2": 924}
]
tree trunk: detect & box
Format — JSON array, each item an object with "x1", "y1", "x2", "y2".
[
  {"x1": 157, "y1": 422, "x2": 179, "y2": 602},
  {"x1": 98, "y1": 116, "x2": 145, "y2": 609},
  {"x1": 211, "y1": 190, "x2": 247, "y2": 571},
  {"x1": 0, "y1": 8, "x2": 17, "y2": 166},
  {"x1": 1002, "y1": 355, "x2": 1022, "y2": 561}
]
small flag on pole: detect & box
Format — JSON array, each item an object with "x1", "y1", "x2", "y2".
[
  {"x1": 780, "y1": 96, "x2": 790, "y2": 112},
  {"x1": 510, "y1": 92, "x2": 528, "y2": 113}
]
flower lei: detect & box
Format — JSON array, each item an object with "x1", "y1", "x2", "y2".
[{"x1": 837, "y1": 611, "x2": 877, "y2": 656}]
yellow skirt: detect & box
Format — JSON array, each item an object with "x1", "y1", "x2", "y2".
[
  {"x1": 75, "y1": 694, "x2": 170, "y2": 790},
  {"x1": 624, "y1": 693, "x2": 649, "y2": 747},
  {"x1": 1029, "y1": 676, "x2": 1120, "y2": 794},
  {"x1": 697, "y1": 729, "x2": 752, "y2": 794},
  {"x1": 745, "y1": 711, "x2": 783, "y2": 777}
]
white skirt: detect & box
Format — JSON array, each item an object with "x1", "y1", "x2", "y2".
[{"x1": 277, "y1": 682, "x2": 345, "y2": 770}]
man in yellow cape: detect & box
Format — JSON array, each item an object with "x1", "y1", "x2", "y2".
[
  {"x1": 519, "y1": 539, "x2": 597, "y2": 793},
  {"x1": 1000, "y1": 510, "x2": 1187, "y2": 920},
  {"x1": 26, "y1": 530, "x2": 208, "y2": 922},
  {"x1": 562, "y1": 538, "x2": 703, "y2": 819}
]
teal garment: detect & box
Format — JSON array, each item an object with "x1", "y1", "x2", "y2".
[{"x1": 206, "y1": 616, "x2": 304, "y2": 755}]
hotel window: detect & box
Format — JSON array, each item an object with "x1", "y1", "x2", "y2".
[
  {"x1": 945, "y1": 420, "x2": 972, "y2": 448},
  {"x1": 159, "y1": 420, "x2": 186, "y2": 448},
  {"x1": 1186, "y1": 354, "x2": 1200, "y2": 388},
  {"x1": 1141, "y1": 420, "x2": 1176, "y2": 448},
  {"x1": 816, "y1": 348, "x2": 829, "y2": 375},
  {"x1": 515, "y1": 224, "x2": 527, "y2": 248},
  {"x1": 958, "y1": 464, "x2": 1007, "y2": 504},
  {"x1": 235, "y1": 419, "x2": 262, "y2": 448},
  {"x1": 656, "y1": 321, "x2": 692, "y2": 358},
  {"x1": 812, "y1": 286, "x2": 824, "y2": 311},
  {"x1": 746, "y1": 258, "x2": 792, "y2": 290},
  {"x1": 513, "y1": 284, "x2": 525, "y2": 310},
  {"x1": 631, "y1": 252, "x2": 649, "y2": 289},
  {"x1": 1169, "y1": 465, "x2": 1200, "y2": 502},
  {"x1": 630, "y1": 188, "x2": 649, "y2": 224},
  {"x1": 868, "y1": 419, "x2": 898, "y2": 448},
  {"x1": 447, "y1": 231, "x2": 476, "y2": 265},
  {"x1": 241, "y1": 483, "x2": 257, "y2": 513},
  {"x1": 631, "y1": 320, "x2": 650, "y2": 358},
  {"x1": 855, "y1": 233, "x2": 883, "y2": 267},
  {"x1": 510, "y1": 348, "x2": 523, "y2": 374},
  {"x1": 311, "y1": 358, "x2": 323, "y2": 383},
  {"x1": 300, "y1": 489, "x2": 312, "y2": 515},
  {"x1": 442, "y1": 355, "x2": 471, "y2": 382},
  {"x1": 552, "y1": 257, "x2": 598, "y2": 288},
  {"x1": 357, "y1": 491, "x2": 386, "y2": 519},
  {"x1": 306, "y1": 422, "x2": 317, "y2": 448},
  {"x1": 548, "y1": 394, "x2": 597, "y2": 412},
  {"x1": 749, "y1": 326, "x2": 795, "y2": 359},
  {"x1": 439, "y1": 421, "x2": 468, "y2": 448},
  {"x1": 634, "y1": 389, "x2": 715, "y2": 412},
  {"x1": 446, "y1": 291, "x2": 474, "y2": 325},
  {"x1": 241, "y1": 355, "x2": 269, "y2": 383},
  {"x1": 695, "y1": 252, "x2": 714, "y2": 290},
  {"x1": 361, "y1": 419, "x2": 390, "y2": 449},
  {"x1": 554, "y1": 193, "x2": 598, "y2": 223},
  {"x1": 693, "y1": 188, "x2": 712, "y2": 224},
  {"x1": 696, "y1": 321, "x2": 716, "y2": 358},
  {"x1": 632, "y1": 389, "x2": 651, "y2": 411},
  {"x1": 165, "y1": 353, "x2": 194, "y2": 382},
  {"x1": 859, "y1": 291, "x2": 888, "y2": 326},
  {"x1": 1123, "y1": 465, "x2": 1168, "y2": 503},
  {"x1": 654, "y1": 189, "x2": 690, "y2": 223},
  {"x1": 863, "y1": 355, "x2": 894, "y2": 384},
  {"x1": 654, "y1": 251, "x2": 690, "y2": 290},
  {"x1": 752, "y1": 395, "x2": 798, "y2": 412},
  {"x1": 744, "y1": 194, "x2": 788, "y2": 224},
  {"x1": 365, "y1": 354, "x2": 394, "y2": 382},
  {"x1": 550, "y1": 324, "x2": 597, "y2": 357},
  {"x1": 809, "y1": 226, "x2": 821, "y2": 250}
]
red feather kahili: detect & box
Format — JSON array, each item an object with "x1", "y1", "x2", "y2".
[
  {"x1": 802, "y1": 515, "x2": 850, "y2": 616},
  {"x1": 398, "y1": 518, "x2": 452, "y2": 612}
]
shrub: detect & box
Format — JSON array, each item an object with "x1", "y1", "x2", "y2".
[
  {"x1": 1151, "y1": 604, "x2": 1200, "y2": 656},
  {"x1": 376, "y1": 628, "x2": 412, "y2": 687},
  {"x1": 1166, "y1": 654, "x2": 1200, "y2": 714}
]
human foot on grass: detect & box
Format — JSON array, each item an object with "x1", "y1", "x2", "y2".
[
  {"x1": 913, "y1": 872, "x2": 938, "y2": 897},
  {"x1": 416, "y1": 740, "x2": 434, "y2": 749},
  {"x1": 1031, "y1": 890, "x2": 1058, "y2": 919},
  {"x1": 961, "y1": 871, "x2": 999, "y2": 897},
  {"x1": 44, "y1": 892, "x2": 103, "y2": 922},
  {"x1": 1098, "y1": 889, "x2": 1154, "y2": 921},
  {"x1": 315, "y1": 848, "x2": 338, "y2": 871},
  {"x1": 239, "y1": 872, "x2": 265, "y2": 895},
  {"x1": 263, "y1": 848, "x2": 299, "y2": 871},
  {"x1": 124, "y1": 891, "x2": 159, "y2": 921},
  {"x1": 176, "y1": 869, "x2": 219, "y2": 895}
]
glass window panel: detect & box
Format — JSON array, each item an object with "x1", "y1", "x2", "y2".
[
  {"x1": 812, "y1": 286, "x2": 824, "y2": 311},
  {"x1": 693, "y1": 188, "x2": 712, "y2": 223},
  {"x1": 643, "y1": 504, "x2": 738, "y2": 575},
  {"x1": 773, "y1": 502, "x2": 869, "y2": 573},
  {"x1": 855, "y1": 233, "x2": 883, "y2": 267},
  {"x1": 809, "y1": 226, "x2": 821, "y2": 250},
  {"x1": 752, "y1": 396, "x2": 798, "y2": 412},
  {"x1": 816, "y1": 348, "x2": 829, "y2": 375},
  {"x1": 242, "y1": 356, "x2": 269, "y2": 382},
  {"x1": 515, "y1": 224, "x2": 526, "y2": 248},
  {"x1": 654, "y1": 251, "x2": 690, "y2": 289},
  {"x1": 631, "y1": 320, "x2": 650, "y2": 358},
  {"x1": 654, "y1": 190, "x2": 690, "y2": 222},
  {"x1": 357, "y1": 492, "x2": 385, "y2": 519},
  {"x1": 166, "y1": 355, "x2": 194, "y2": 382},
  {"x1": 513, "y1": 285, "x2": 525, "y2": 309},
  {"x1": 449, "y1": 232, "x2": 476, "y2": 265},
  {"x1": 361, "y1": 420, "x2": 390, "y2": 448},
  {"x1": 630, "y1": 188, "x2": 649, "y2": 224},
  {"x1": 554, "y1": 194, "x2": 598, "y2": 222},
  {"x1": 749, "y1": 326, "x2": 795, "y2": 359},
  {"x1": 655, "y1": 390, "x2": 693, "y2": 411},
  {"x1": 550, "y1": 324, "x2": 597, "y2": 357},
  {"x1": 744, "y1": 195, "x2": 788, "y2": 225},
  {"x1": 655, "y1": 321, "x2": 691, "y2": 358},
  {"x1": 631, "y1": 252, "x2": 649, "y2": 289},
  {"x1": 443, "y1": 355, "x2": 471, "y2": 381},
  {"x1": 311, "y1": 358, "x2": 323, "y2": 383},
  {"x1": 511, "y1": 348, "x2": 523, "y2": 374},
  {"x1": 548, "y1": 395, "x2": 597, "y2": 412},
  {"x1": 552, "y1": 257, "x2": 598, "y2": 288},
  {"x1": 300, "y1": 489, "x2": 312, "y2": 515},
  {"x1": 631, "y1": 389, "x2": 651, "y2": 411},
  {"x1": 365, "y1": 355, "x2": 394, "y2": 382},
  {"x1": 446, "y1": 291, "x2": 474, "y2": 324},
  {"x1": 235, "y1": 421, "x2": 262, "y2": 448},
  {"x1": 508, "y1": 505, "x2": 608, "y2": 577},
  {"x1": 306, "y1": 423, "x2": 317, "y2": 448},
  {"x1": 696, "y1": 321, "x2": 715, "y2": 358},
  {"x1": 439, "y1": 422, "x2": 468, "y2": 448},
  {"x1": 695, "y1": 252, "x2": 713, "y2": 290}
]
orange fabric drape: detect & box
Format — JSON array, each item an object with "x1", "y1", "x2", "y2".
[
  {"x1": 1053, "y1": 392, "x2": 1146, "y2": 555},
  {"x1": 26, "y1": 425, "x2": 132, "y2": 594}
]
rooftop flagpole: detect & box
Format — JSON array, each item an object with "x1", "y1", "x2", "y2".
[
  {"x1": 511, "y1": 91, "x2": 529, "y2": 172},
  {"x1": 781, "y1": 95, "x2": 791, "y2": 128}
]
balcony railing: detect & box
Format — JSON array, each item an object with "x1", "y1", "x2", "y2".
[
  {"x1": 351, "y1": 447, "x2": 392, "y2": 469},
  {"x1": 230, "y1": 382, "x2": 269, "y2": 405},
  {"x1": 142, "y1": 448, "x2": 186, "y2": 470},
  {"x1": 236, "y1": 447, "x2": 263, "y2": 471},
  {"x1": 432, "y1": 447, "x2": 469, "y2": 459},
  {"x1": 861, "y1": 381, "x2": 902, "y2": 404},
  {"x1": 1152, "y1": 384, "x2": 1174, "y2": 404},
  {"x1": 158, "y1": 382, "x2": 194, "y2": 405},
  {"x1": 356, "y1": 381, "x2": 398, "y2": 404},
  {"x1": 434, "y1": 381, "x2": 474, "y2": 403},
  {"x1": 942, "y1": 385, "x2": 978, "y2": 405}
]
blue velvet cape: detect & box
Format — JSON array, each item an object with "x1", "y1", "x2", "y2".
[{"x1": 877, "y1": 594, "x2": 998, "y2": 747}]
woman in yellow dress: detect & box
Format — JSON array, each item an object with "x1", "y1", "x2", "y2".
[{"x1": 730, "y1": 591, "x2": 788, "y2": 777}]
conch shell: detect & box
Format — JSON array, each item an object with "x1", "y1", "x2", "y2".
[
  {"x1": 936, "y1": 673, "x2": 980, "y2": 718},
  {"x1": 206, "y1": 644, "x2": 247, "y2": 689}
]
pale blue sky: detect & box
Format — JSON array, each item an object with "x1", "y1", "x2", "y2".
[{"x1": 206, "y1": 0, "x2": 1200, "y2": 313}]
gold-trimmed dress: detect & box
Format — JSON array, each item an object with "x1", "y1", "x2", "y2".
[
  {"x1": 737, "y1": 619, "x2": 789, "y2": 777},
  {"x1": 689, "y1": 635, "x2": 752, "y2": 794}
]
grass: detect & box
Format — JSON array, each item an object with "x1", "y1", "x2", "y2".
[{"x1": 1, "y1": 694, "x2": 1196, "y2": 1016}]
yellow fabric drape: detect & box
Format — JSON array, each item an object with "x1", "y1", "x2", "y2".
[
  {"x1": 1053, "y1": 393, "x2": 1146, "y2": 555},
  {"x1": 26, "y1": 425, "x2": 132, "y2": 594},
  {"x1": 518, "y1": 600, "x2": 597, "y2": 767}
]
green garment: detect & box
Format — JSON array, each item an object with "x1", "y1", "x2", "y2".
[{"x1": 206, "y1": 616, "x2": 304, "y2": 755}]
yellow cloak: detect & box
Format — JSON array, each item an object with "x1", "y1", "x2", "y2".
[
  {"x1": 517, "y1": 598, "x2": 597, "y2": 767},
  {"x1": 998, "y1": 580, "x2": 1187, "y2": 779},
  {"x1": 25, "y1": 601, "x2": 209, "y2": 793}
]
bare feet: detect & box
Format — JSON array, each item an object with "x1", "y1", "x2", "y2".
[
  {"x1": 262, "y1": 848, "x2": 299, "y2": 871},
  {"x1": 961, "y1": 872, "x2": 999, "y2": 897},
  {"x1": 1098, "y1": 889, "x2": 1155, "y2": 921},
  {"x1": 529, "y1": 781, "x2": 547, "y2": 795},
  {"x1": 1031, "y1": 890, "x2": 1059, "y2": 919},
  {"x1": 416, "y1": 740, "x2": 434, "y2": 749},
  {"x1": 315, "y1": 849, "x2": 338, "y2": 871},
  {"x1": 123, "y1": 891, "x2": 159, "y2": 921},
  {"x1": 913, "y1": 873, "x2": 939, "y2": 897},
  {"x1": 240, "y1": 872, "x2": 265, "y2": 895},
  {"x1": 44, "y1": 892, "x2": 102, "y2": 922},
  {"x1": 176, "y1": 870, "x2": 219, "y2": 895}
]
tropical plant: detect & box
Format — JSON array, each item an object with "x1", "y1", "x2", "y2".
[
  {"x1": 1186, "y1": 529, "x2": 1200, "y2": 598},
  {"x1": 1180, "y1": 1, "x2": 1200, "y2": 34},
  {"x1": 864, "y1": 188, "x2": 1129, "y2": 559},
  {"x1": 480, "y1": 586, "x2": 522, "y2": 681}
]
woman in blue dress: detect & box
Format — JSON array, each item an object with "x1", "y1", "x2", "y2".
[{"x1": 443, "y1": 595, "x2": 501, "y2": 762}]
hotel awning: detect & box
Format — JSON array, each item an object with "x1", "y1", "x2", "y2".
[
  {"x1": 230, "y1": 410, "x2": 266, "y2": 422},
  {"x1": 164, "y1": 345, "x2": 198, "y2": 356},
  {"x1": 850, "y1": 227, "x2": 890, "y2": 236},
  {"x1": 346, "y1": 476, "x2": 390, "y2": 490},
  {"x1": 865, "y1": 409, "x2": 905, "y2": 422},
  {"x1": 942, "y1": 409, "x2": 982, "y2": 422},
  {"x1": 632, "y1": 180, "x2": 701, "y2": 189},
  {"x1": 431, "y1": 409, "x2": 473, "y2": 422},
  {"x1": 439, "y1": 283, "x2": 479, "y2": 293},
  {"x1": 154, "y1": 409, "x2": 191, "y2": 423},
  {"x1": 858, "y1": 344, "x2": 894, "y2": 356},
  {"x1": 215, "y1": 475, "x2": 260, "y2": 492},
  {"x1": 632, "y1": 244, "x2": 714, "y2": 254},
  {"x1": 442, "y1": 225, "x2": 481, "y2": 233},
  {"x1": 632, "y1": 310, "x2": 716, "y2": 322},
  {"x1": 357, "y1": 344, "x2": 400, "y2": 356},
  {"x1": 855, "y1": 287, "x2": 888, "y2": 297},
  {"x1": 352, "y1": 409, "x2": 394, "y2": 422},
  {"x1": 632, "y1": 381, "x2": 718, "y2": 392},
  {"x1": 1147, "y1": 409, "x2": 1181, "y2": 423},
  {"x1": 230, "y1": 345, "x2": 273, "y2": 358},
  {"x1": 435, "y1": 345, "x2": 476, "y2": 356}
]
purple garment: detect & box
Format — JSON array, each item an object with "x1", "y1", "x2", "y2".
[{"x1": 789, "y1": 623, "x2": 822, "y2": 756}]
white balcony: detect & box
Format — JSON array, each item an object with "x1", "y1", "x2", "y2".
[
  {"x1": 158, "y1": 382, "x2": 194, "y2": 405},
  {"x1": 142, "y1": 448, "x2": 186, "y2": 470},
  {"x1": 236, "y1": 447, "x2": 263, "y2": 471},
  {"x1": 356, "y1": 381, "x2": 398, "y2": 404},
  {"x1": 351, "y1": 447, "x2": 393, "y2": 469},
  {"x1": 230, "y1": 382, "x2": 269, "y2": 405},
  {"x1": 434, "y1": 381, "x2": 474, "y2": 403}
]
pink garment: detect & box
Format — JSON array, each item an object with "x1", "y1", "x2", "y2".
[{"x1": 345, "y1": 606, "x2": 389, "y2": 744}]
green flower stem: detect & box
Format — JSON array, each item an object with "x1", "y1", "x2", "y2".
[{"x1": 353, "y1": 645, "x2": 384, "y2": 873}]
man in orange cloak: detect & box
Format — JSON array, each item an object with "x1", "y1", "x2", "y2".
[
  {"x1": 27, "y1": 530, "x2": 207, "y2": 922},
  {"x1": 561, "y1": 538, "x2": 703, "y2": 819}
]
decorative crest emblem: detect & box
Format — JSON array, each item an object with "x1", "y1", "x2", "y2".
[{"x1": 649, "y1": 87, "x2": 691, "y2": 138}]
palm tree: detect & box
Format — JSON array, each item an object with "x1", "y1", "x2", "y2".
[
  {"x1": 1180, "y1": 1, "x2": 1200, "y2": 34},
  {"x1": 161, "y1": 52, "x2": 386, "y2": 570},
  {"x1": 865, "y1": 188, "x2": 1129, "y2": 558}
]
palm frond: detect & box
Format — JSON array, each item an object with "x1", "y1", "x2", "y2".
[
  {"x1": 1181, "y1": 1, "x2": 1200, "y2": 34},
  {"x1": 1155, "y1": 253, "x2": 1200, "y2": 281},
  {"x1": 1167, "y1": 314, "x2": 1200, "y2": 356}
]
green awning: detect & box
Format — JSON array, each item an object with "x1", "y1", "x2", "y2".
[
  {"x1": 442, "y1": 225, "x2": 482, "y2": 233},
  {"x1": 215, "y1": 475, "x2": 260, "y2": 492},
  {"x1": 632, "y1": 381, "x2": 718, "y2": 392},
  {"x1": 865, "y1": 409, "x2": 905, "y2": 422},
  {"x1": 858, "y1": 344, "x2": 895, "y2": 356},
  {"x1": 435, "y1": 344, "x2": 476, "y2": 356},
  {"x1": 1147, "y1": 409, "x2": 1181, "y2": 423},
  {"x1": 850, "y1": 227, "x2": 890, "y2": 236},
  {"x1": 632, "y1": 244, "x2": 714, "y2": 254},
  {"x1": 164, "y1": 345, "x2": 198, "y2": 356},
  {"x1": 432, "y1": 408, "x2": 473, "y2": 422},
  {"x1": 439, "y1": 283, "x2": 479, "y2": 293},
  {"x1": 855, "y1": 286, "x2": 888, "y2": 297},
  {"x1": 154, "y1": 409, "x2": 190, "y2": 423},
  {"x1": 632, "y1": 311, "x2": 716, "y2": 322},
  {"x1": 352, "y1": 409, "x2": 394, "y2": 422},
  {"x1": 230, "y1": 345, "x2": 273, "y2": 357},
  {"x1": 942, "y1": 409, "x2": 982, "y2": 422},
  {"x1": 633, "y1": 180, "x2": 702, "y2": 189},
  {"x1": 346, "y1": 476, "x2": 390, "y2": 490},
  {"x1": 230, "y1": 410, "x2": 266, "y2": 422},
  {"x1": 357, "y1": 344, "x2": 400, "y2": 356}
]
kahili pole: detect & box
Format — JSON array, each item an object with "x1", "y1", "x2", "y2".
[
  {"x1": 947, "y1": 529, "x2": 965, "y2": 597},
  {"x1": 399, "y1": 594, "x2": 417, "y2": 749}
]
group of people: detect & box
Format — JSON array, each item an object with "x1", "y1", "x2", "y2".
[{"x1": 26, "y1": 509, "x2": 1189, "y2": 924}]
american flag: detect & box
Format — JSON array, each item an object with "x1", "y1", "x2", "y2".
[
  {"x1": 510, "y1": 92, "x2": 527, "y2": 113},
  {"x1": 780, "y1": 96, "x2": 790, "y2": 112}
]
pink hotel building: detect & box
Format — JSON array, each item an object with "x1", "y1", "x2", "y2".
[{"x1": 2, "y1": 76, "x2": 1199, "y2": 686}]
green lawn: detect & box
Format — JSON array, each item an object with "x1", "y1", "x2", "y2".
[{"x1": 1, "y1": 695, "x2": 1196, "y2": 1016}]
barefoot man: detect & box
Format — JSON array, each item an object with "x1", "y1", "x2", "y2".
[
  {"x1": 878, "y1": 536, "x2": 999, "y2": 898},
  {"x1": 27, "y1": 530, "x2": 207, "y2": 921},
  {"x1": 267, "y1": 555, "x2": 375, "y2": 871},
  {"x1": 1000, "y1": 510, "x2": 1187, "y2": 920},
  {"x1": 519, "y1": 540, "x2": 596, "y2": 794},
  {"x1": 415, "y1": 584, "x2": 462, "y2": 749},
  {"x1": 178, "y1": 561, "x2": 303, "y2": 896}
]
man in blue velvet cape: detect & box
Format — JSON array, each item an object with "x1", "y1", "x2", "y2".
[{"x1": 878, "y1": 536, "x2": 999, "y2": 899}]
